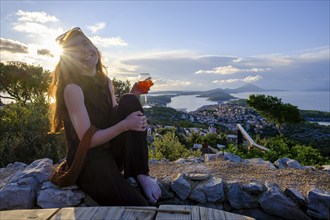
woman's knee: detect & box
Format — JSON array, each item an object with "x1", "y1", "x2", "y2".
[
  {"x1": 118, "y1": 93, "x2": 143, "y2": 113},
  {"x1": 119, "y1": 93, "x2": 139, "y2": 104}
]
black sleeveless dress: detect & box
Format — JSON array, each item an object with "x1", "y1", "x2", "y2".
[{"x1": 63, "y1": 75, "x2": 149, "y2": 206}]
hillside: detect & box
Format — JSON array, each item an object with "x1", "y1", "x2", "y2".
[
  {"x1": 197, "y1": 88, "x2": 236, "y2": 102},
  {"x1": 223, "y1": 83, "x2": 268, "y2": 94},
  {"x1": 150, "y1": 84, "x2": 271, "y2": 105}
]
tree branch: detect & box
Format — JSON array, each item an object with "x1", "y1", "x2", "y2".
[{"x1": 0, "y1": 95, "x2": 15, "y2": 100}]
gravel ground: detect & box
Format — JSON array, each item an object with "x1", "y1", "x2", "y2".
[{"x1": 149, "y1": 159, "x2": 330, "y2": 197}]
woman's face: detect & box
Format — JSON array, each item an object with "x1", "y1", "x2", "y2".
[{"x1": 62, "y1": 35, "x2": 99, "y2": 73}]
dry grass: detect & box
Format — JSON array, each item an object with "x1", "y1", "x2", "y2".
[{"x1": 149, "y1": 159, "x2": 330, "y2": 197}]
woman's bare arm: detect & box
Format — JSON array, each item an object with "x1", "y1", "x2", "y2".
[
  {"x1": 64, "y1": 84, "x2": 146, "y2": 148},
  {"x1": 108, "y1": 80, "x2": 118, "y2": 107}
]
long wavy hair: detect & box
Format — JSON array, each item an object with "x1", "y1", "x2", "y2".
[{"x1": 48, "y1": 29, "x2": 109, "y2": 133}]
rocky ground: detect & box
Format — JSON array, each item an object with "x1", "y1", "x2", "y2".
[
  {"x1": 149, "y1": 159, "x2": 330, "y2": 197},
  {"x1": 1, "y1": 157, "x2": 329, "y2": 219},
  {"x1": 2, "y1": 157, "x2": 329, "y2": 197}
]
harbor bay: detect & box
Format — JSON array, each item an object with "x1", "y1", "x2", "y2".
[{"x1": 165, "y1": 91, "x2": 329, "y2": 113}]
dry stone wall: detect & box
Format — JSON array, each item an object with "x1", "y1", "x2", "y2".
[{"x1": 0, "y1": 155, "x2": 329, "y2": 220}]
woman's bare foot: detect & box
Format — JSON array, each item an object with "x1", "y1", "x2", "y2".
[{"x1": 137, "y1": 174, "x2": 161, "y2": 204}]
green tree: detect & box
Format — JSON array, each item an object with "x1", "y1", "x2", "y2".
[
  {"x1": 112, "y1": 77, "x2": 131, "y2": 101},
  {"x1": 0, "y1": 61, "x2": 51, "y2": 104},
  {"x1": 247, "y1": 94, "x2": 303, "y2": 134}
]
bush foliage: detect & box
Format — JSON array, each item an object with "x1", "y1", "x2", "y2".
[
  {"x1": 149, "y1": 131, "x2": 201, "y2": 161},
  {"x1": 0, "y1": 97, "x2": 66, "y2": 167},
  {"x1": 226, "y1": 135, "x2": 329, "y2": 166}
]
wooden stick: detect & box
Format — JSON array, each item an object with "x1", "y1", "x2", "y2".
[{"x1": 125, "y1": 207, "x2": 191, "y2": 214}]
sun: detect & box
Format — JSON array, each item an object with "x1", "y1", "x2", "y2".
[
  {"x1": 40, "y1": 38, "x2": 63, "y2": 61},
  {"x1": 48, "y1": 41, "x2": 63, "y2": 59}
]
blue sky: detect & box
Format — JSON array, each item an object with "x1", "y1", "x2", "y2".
[{"x1": 1, "y1": 0, "x2": 329, "y2": 91}]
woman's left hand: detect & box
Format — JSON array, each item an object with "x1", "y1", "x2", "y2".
[{"x1": 122, "y1": 111, "x2": 147, "y2": 131}]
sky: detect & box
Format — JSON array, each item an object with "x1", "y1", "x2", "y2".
[{"x1": 1, "y1": 0, "x2": 329, "y2": 91}]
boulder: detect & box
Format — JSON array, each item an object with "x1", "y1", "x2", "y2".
[
  {"x1": 0, "y1": 158, "x2": 53, "y2": 210},
  {"x1": 157, "y1": 177, "x2": 175, "y2": 200},
  {"x1": 274, "y1": 158, "x2": 304, "y2": 169},
  {"x1": 306, "y1": 189, "x2": 330, "y2": 220},
  {"x1": 204, "y1": 153, "x2": 217, "y2": 162},
  {"x1": 189, "y1": 176, "x2": 224, "y2": 203},
  {"x1": 224, "y1": 152, "x2": 241, "y2": 163},
  {"x1": 284, "y1": 188, "x2": 306, "y2": 207},
  {"x1": 258, "y1": 182, "x2": 310, "y2": 220},
  {"x1": 37, "y1": 181, "x2": 85, "y2": 208},
  {"x1": 185, "y1": 173, "x2": 211, "y2": 181},
  {"x1": 186, "y1": 156, "x2": 203, "y2": 163},
  {"x1": 171, "y1": 173, "x2": 191, "y2": 200},
  {"x1": 227, "y1": 182, "x2": 259, "y2": 209},
  {"x1": 189, "y1": 184, "x2": 206, "y2": 203},
  {"x1": 241, "y1": 182, "x2": 265, "y2": 195},
  {"x1": 274, "y1": 158, "x2": 290, "y2": 169},
  {"x1": 286, "y1": 159, "x2": 304, "y2": 169},
  {"x1": 243, "y1": 158, "x2": 277, "y2": 169},
  {"x1": 0, "y1": 181, "x2": 37, "y2": 210},
  {"x1": 174, "y1": 158, "x2": 187, "y2": 164},
  {"x1": 0, "y1": 162, "x2": 27, "y2": 188},
  {"x1": 8, "y1": 158, "x2": 54, "y2": 183}
]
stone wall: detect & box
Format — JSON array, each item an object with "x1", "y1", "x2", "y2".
[{"x1": 0, "y1": 156, "x2": 329, "y2": 220}]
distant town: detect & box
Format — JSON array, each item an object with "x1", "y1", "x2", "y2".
[
  {"x1": 144, "y1": 87, "x2": 330, "y2": 152},
  {"x1": 145, "y1": 100, "x2": 277, "y2": 145}
]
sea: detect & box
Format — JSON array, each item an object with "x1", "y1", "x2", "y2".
[
  {"x1": 165, "y1": 91, "x2": 330, "y2": 125},
  {"x1": 166, "y1": 91, "x2": 329, "y2": 112}
]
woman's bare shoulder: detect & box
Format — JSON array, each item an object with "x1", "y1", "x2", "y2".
[
  {"x1": 65, "y1": 83, "x2": 82, "y2": 91},
  {"x1": 64, "y1": 84, "x2": 84, "y2": 101}
]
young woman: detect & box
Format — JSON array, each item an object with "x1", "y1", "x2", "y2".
[{"x1": 48, "y1": 27, "x2": 161, "y2": 205}]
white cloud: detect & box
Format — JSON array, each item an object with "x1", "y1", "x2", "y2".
[
  {"x1": 13, "y1": 10, "x2": 63, "y2": 38},
  {"x1": 16, "y1": 10, "x2": 58, "y2": 23},
  {"x1": 233, "y1": 58, "x2": 243, "y2": 63},
  {"x1": 196, "y1": 66, "x2": 240, "y2": 75},
  {"x1": 212, "y1": 75, "x2": 263, "y2": 84},
  {"x1": 87, "y1": 22, "x2": 106, "y2": 33},
  {"x1": 90, "y1": 35, "x2": 128, "y2": 47},
  {"x1": 195, "y1": 65, "x2": 271, "y2": 75},
  {"x1": 243, "y1": 75, "x2": 263, "y2": 82},
  {"x1": 13, "y1": 22, "x2": 63, "y2": 37}
]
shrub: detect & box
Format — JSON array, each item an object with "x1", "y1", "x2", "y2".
[
  {"x1": 226, "y1": 136, "x2": 329, "y2": 166},
  {"x1": 149, "y1": 131, "x2": 201, "y2": 161},
  {"x1": 0, "y1": 97, "x2": 66, "y2": 167}
]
